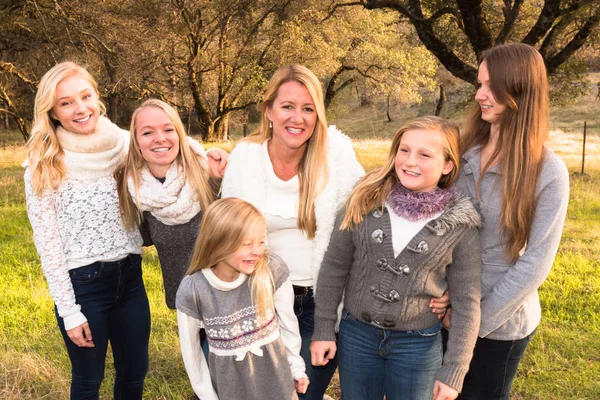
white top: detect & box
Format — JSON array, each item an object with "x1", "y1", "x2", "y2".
[
  {"x1": 262, "y1": 141, "x2": 313, "y2": 285},
  {"x1": 221, "y1": 126, "x2": 365, "y2": 293},
  {"x1": 386, "y1": 202, "x2": 441, "y2": 258}
]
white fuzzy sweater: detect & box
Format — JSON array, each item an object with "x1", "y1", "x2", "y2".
[
  {"x1": 222, "y1": 126, "x2": 365, "y2": 290},
  {"x1": 24, "y1": 117, "x2": 142, "y2": 330}
]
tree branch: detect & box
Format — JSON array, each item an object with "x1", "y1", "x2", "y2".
[
  {"x1": 522, "y1": 0, "x2": 561, "y2": 45},
  {"x1": 495, "y1": 0, "x2": 524, "y2": 44},
  {"x1": 545, "y1": 10, "x2": 600, "y2": 75},
  {"x1": 456, "y1": 0, "x2": 493, "y2": 56}
]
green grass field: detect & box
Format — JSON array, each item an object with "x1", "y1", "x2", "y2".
[{"x1": 1, "y1": 77, "x2": 599, "y2": 399}]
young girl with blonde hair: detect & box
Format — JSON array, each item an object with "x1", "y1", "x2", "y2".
[
  {"x1": 311, "y1": 116, "x2": 482, "y2": 400},
  {"x1": 24, "y1": 61, "x2": 150, "y2": 399},
  {"x1": 454, "y1": 43, "x2": 570, "y2": 399},
  {"x1": 115, "y1": 99, "x2": 225, "y2": 309},
  {"x1": 176, "y1": 197, "x2": 309, "y2": 399}
]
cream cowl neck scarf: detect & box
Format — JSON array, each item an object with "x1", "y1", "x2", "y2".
[
  {"x1": 55, "y1": 116, "x2": 127, "y2": 180},
  {"x1": 128, "y1": 161, "x2": 201, "y2": 226}
]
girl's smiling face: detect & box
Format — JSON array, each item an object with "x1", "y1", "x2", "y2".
[
  {"x1": 51, "y1": 75, "x2": 100, "y2": 135},
  {"x1": 135, "y1": 107, "x2": 180, "y2": 178},
  {"x1": 394, "y1": 128, "x2": 454, "y2": 193},
  {"x1": 475, "y1": 61, "x2": 506, "y2": 127},
  {"x1": 213, "y1": 219, "x2": 266, "y2": 282}
]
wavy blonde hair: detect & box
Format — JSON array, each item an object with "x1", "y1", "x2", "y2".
[
  {"x1": 26, "y1": 61, "x2": 106, "y2": 195},
  {"x1": 245, "y1": 64, "x2": 329, "y2": 238},
  {"x1": 341, "y1": 116, "x2": 460, "y2": 230},
  {"x1": 115, "y1": 99, "x2": 214, "y2": 230},
  {"x1": 461, "y1": 43, "x2": 548, "y2": 262},
  {"x1": 187, "y1": 198, "x2": 274, "y2": 320}
]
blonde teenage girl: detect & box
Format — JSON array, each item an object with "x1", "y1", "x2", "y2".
[
  {"x1": 311, "y1": 116, "x2": 482, "y2": 400},
  {"x1": 454, "y1": 43, "x2": 569, "y2": 399},
  {"x1": 176, "y1": 198, "x2": 309, "y2": 399},
  {"x1": 24, "y1": 61, "x2": 150, "y2": 399},
  {"x1": 115, "y1": 99, "x2": 225, "y2": 309}
]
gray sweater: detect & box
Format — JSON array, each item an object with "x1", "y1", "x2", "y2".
[
  {"x1": 455, "y1": 146, "x2": 569, "y2": 340},
  {"x1": 313, "y1": 195, "x2": 482, "y2": 391},
  {"x1": 141, "y1": 211, "x2": 202, "y2": 309}
]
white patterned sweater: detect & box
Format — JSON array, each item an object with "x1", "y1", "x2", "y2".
[{"x1": 24, "y1": 117, "x2": 142, "y2": 331}]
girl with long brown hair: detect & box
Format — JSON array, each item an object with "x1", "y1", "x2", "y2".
[
  {"x1": 176, "y1": 198, "x2": 309, "y2": 399},
  {"x1": 453, "y1": 43, "x2": 570, "y2": 399}
]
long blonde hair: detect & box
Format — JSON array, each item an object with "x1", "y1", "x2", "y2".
[
  {"x1": 246, "y1": 64, "x2": 329, "y2": 239},
  {"x1": 115, "y1": 99, "x2": 215, "y2": 230},
  {"x1": 341, "y1": 116, "x2": 460, "y2": 230},
  {"x1": 26, "y1": 61, "x2": 106, "y2": 195},
  {"x1": 461, "y1": 43, "x2": 548, "y2": 262},
  {"x1": 188, "y1": 198, "x2": 274, "y2": 320}
]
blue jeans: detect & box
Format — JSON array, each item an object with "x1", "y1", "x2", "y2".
[
  {"x1": 460, "y1": 329, "x2": 536, "y2": 400},
  {"x1": 294, "y1": 288, "x2": 338, "y2": 399},
  {"x1": 55, "y1": 254, "x2": 151, "y2": 400},
  {"x1": 338, "y1": 310, "x2": 442, "y2": 400}
]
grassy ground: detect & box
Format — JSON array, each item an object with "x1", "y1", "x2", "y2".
[{"x1": 1, "y1": 78, "x2": 599, "y2": 399}]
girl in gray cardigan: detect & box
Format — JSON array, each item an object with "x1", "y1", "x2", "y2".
[{"x1": 311, "y1": 116, "x2": 482, "y2": 400}]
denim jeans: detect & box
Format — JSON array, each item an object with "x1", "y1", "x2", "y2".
[
  {"x1": 338, "y1": 310, "x2": 442, "y2": 400},
  {"x1": 55, "y1": 254, "x2": 151, "y2": 400},
  {"x1": 294, "y1": 288, "x2": 338, "y2": 399},
  {"x1": 460, "y1": 329, "x2": 537, "y2": 400}
]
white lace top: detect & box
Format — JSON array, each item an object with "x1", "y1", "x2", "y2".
[{"x1": 24, "y1": 118, "x2": 142, "y2": 330}]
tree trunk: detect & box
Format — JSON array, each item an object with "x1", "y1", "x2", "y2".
[
  {"x1": 385, "y1": 94, "x2": 392, "y2": 122},
  {"x1": 107, "y1": 94, "x2": 119, "y2": 124},
  {"x1": 212, "y1": 114, "x2": 229, "y2": 142},
  {"x1": 434, "y1": 85, "x2": 445, "y2": 116}
]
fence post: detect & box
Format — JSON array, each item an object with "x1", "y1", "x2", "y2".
[{"x1": 581, "y1": 121, "x2": 587, "y2": 175}]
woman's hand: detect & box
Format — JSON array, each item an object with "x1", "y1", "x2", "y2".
[
  {"x1": 442, "y1": 307, "x2": 452, "y2": 330},
  {"x1": 67, "y1": 322, "x2": 94, "y2": 347},
  {"x1": 432, "y1": 380, "x2": 459, "y2": 400},
  {"x1": 310, "y1": 340, "x2": 337, "y2": 366},
  {"x1": 430, "y1": 290, "x2": 451, "y2": 318},
  {"x1": 295, "y1": 377, "x2": 310, "y2": 394},
  {"x1": 206, "y1": 147, "x2": 229, "y2": 178}
]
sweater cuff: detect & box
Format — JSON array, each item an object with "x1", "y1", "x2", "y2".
[
  {"x1": 311, "y1": 317, "x2": 337, "y2": 342},
  {"x1": 435, "y1": 363, "x2": 469, "y2": 393},
  {"x1": 62, "y1": 311, "x2": 88, "y2": 331}
]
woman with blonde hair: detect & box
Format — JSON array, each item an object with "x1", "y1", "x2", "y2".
[
  {"x1": 115, "y1": 98, "x2": 226, "y2": 309},
  {"x1": 222, "y1": 64, "x2": 365, "y2": 398},
  {"x1": 176, "y1": 198, "x2": 309, "y2": 399},
  {"x1": 452, "y1": 43, "x2": 570, "y2": 399},
  {"x1": 24, "y1": 61, "x2": 150, "y2": 399}
]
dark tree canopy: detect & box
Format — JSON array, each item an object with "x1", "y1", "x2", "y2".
[{"x1": 330, "y1": 0, "x2": 600, "y2": 85}]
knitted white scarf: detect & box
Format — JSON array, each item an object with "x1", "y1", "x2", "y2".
[
  {"x1": 129, "y1": 162, "x2": 200, "y2": 225},
  {"x1": 56, "y1": 116, "x2": 128, "y2": 180}
]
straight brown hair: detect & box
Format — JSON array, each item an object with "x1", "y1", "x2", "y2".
[{"x1": 461, "y1": 43, "x2": 548, "y2": 262}]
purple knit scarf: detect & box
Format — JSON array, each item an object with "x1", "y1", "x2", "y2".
[{"x1": 387, "y1": 182, "x2": 458, "y2": 222}]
